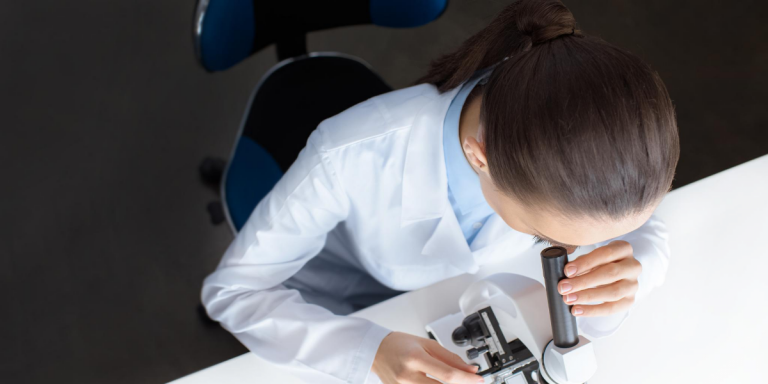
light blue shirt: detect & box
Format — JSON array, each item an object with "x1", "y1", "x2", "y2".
[{"x1": 443, "y1": 71, "x2": 496, "y2": 244}]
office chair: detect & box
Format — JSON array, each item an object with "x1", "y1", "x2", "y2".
[{"x1": 194, "y1": 0, "x2": 449, "y2": 232}]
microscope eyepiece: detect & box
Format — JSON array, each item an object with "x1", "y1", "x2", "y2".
[
  {"x1": 541, "y1": 246, "x2": 567, "y2": 258},
  {"x1": 540, "y1": 246, "x2": 580, "y2": 348}
]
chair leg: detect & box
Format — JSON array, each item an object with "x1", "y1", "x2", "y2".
[
  {"x1": 199, "y1": 157, "x2": 227, "y2": 226},
  {"x1": 199, "y1": 157, "x2": 227, "y2": 190}
]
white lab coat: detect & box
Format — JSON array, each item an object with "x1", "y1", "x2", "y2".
[{"x1": 201, "y1": 82, "x2": 670, "y2": 383}]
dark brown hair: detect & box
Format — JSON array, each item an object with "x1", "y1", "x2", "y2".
[{"x1": 419, "y1": 0, "x2": 679, "y2": 220}]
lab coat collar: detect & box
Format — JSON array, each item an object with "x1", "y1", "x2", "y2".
[
  {"x1": 421, "y1": 204, "x2": 479, "y2": 273},
  {"x1": 400, "y1": 84, "x2": 474, "y2": 273},
  {"x1": 401, "y1": 85, "x2": 463, "y2": 226},
  {"x1": 402, "y1": 83, "x2": 519, "y2": 273},
  {"x1": 421, "y1": 205, "x2": 517, "y2": 273}
]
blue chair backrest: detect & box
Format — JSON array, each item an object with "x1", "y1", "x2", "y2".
[
  {"x1": 370, "y1": 0, "x2": 447, "y2": 28},
  {"x1": 195, "y1": 0, "x2": 448, "y2": 72},
  {"x1": 195, "y1": 0, "x2": 256, "y2": 73}
]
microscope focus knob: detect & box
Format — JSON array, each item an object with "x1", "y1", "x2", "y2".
[
  {"x1": 452, "y1": 325, "x2": 471, "y2": 346},
  {"x1": 466, "y1": 345, "x2": 489, "y2": 360},
  {"x1": 452, "y1": 312, "x2": 486, "y2": 348}
]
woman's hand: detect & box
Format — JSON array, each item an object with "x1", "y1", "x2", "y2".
[
  {"x1": 558, "y1": 240, "x2": 642, "y2": 317},
  {"x1": 372, "y1": 332, "x2": 483, "y2": 384}
]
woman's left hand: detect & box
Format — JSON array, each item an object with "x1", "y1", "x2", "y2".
[{"x1": 558, "y1": 240, "x2": 642, "y2": 317}]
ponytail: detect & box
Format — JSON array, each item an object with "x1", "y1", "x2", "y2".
[{"x1": 417, "y1": 0, "x2": 582, "y2": 92}]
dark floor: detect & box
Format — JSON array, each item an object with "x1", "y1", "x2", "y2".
[{"x1": 0, "y1": 1, "x2": 766, "y2": 383}]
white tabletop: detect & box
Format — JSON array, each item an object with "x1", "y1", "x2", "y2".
[{"x1": 170, "y1": 155, "x2": 768, "y2": 384}]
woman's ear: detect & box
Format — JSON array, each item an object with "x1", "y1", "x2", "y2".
[{"x1": 463, "y1": 135, "x2": 489, "y2": 174}]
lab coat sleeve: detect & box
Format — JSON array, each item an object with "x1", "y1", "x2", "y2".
[
  {"x1": 201, "y1": 128, "x2": 391, "y2": 384},
  {"x1": 576, "y1": 213, "x2": 670, "y2": 339}
]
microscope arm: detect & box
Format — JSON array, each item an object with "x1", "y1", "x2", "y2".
[{"x1": 445, "y1": 247, "x2": 597, "y2": 384}]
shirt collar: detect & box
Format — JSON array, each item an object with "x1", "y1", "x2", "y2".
[{"x1": 443, "y1": 72, "x2": 493, "y2": 215}]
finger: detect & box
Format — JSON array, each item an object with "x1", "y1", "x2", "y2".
[
  {"x1": 559, "y1": 258, "x2": 641, "y2": 295},
  {"x1": 563, "y1": 240, "x2": 633, "y2": 278},
  {"x1": 571, "y1": 296, "x2": 635, "y2": 317},
  {"x1": 424, "y1": 340, "x2": 478, "y2": 373},
  {"x1": 414, "y1": 355, "x2": 483, "y2": 384},
  {"x1": 562, "y1": 279, "x2": 638, "y2": 305}
]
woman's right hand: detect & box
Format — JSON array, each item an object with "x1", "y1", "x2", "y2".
[{"x1": 372, "y1": 332, "x2": 484, "y2": 384}]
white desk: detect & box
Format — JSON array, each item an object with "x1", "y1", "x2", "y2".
[{"x1": 170, "y1": 155, "x2": 768, "y2": 384}]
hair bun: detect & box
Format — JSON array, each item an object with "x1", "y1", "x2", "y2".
[
  {"x1": 515, "y1": 0, "x2": 580, "y2": 48},
  {"x1": 416, "y1": 0, "x2": 585, "y2": 91}
]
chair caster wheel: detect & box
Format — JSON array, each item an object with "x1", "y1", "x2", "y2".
[
  {"x1": 207, "y1": 201, "x2": 225, "y2": 225},
  {"x1": 199, "y1": 157, "x2": 227, "y2": 188}
]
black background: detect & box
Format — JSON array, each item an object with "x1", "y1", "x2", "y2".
[{"x1": 1, "y1": 1, "x2": 766, "y2": 383}]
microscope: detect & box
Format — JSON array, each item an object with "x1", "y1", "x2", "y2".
[{"x1": 426, "y1": 247, "x2": 597, "y2": 384}]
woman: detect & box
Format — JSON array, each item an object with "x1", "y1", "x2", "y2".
[{"x1": 202, "y1": 1, "x2": 679, "y2": 383}]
